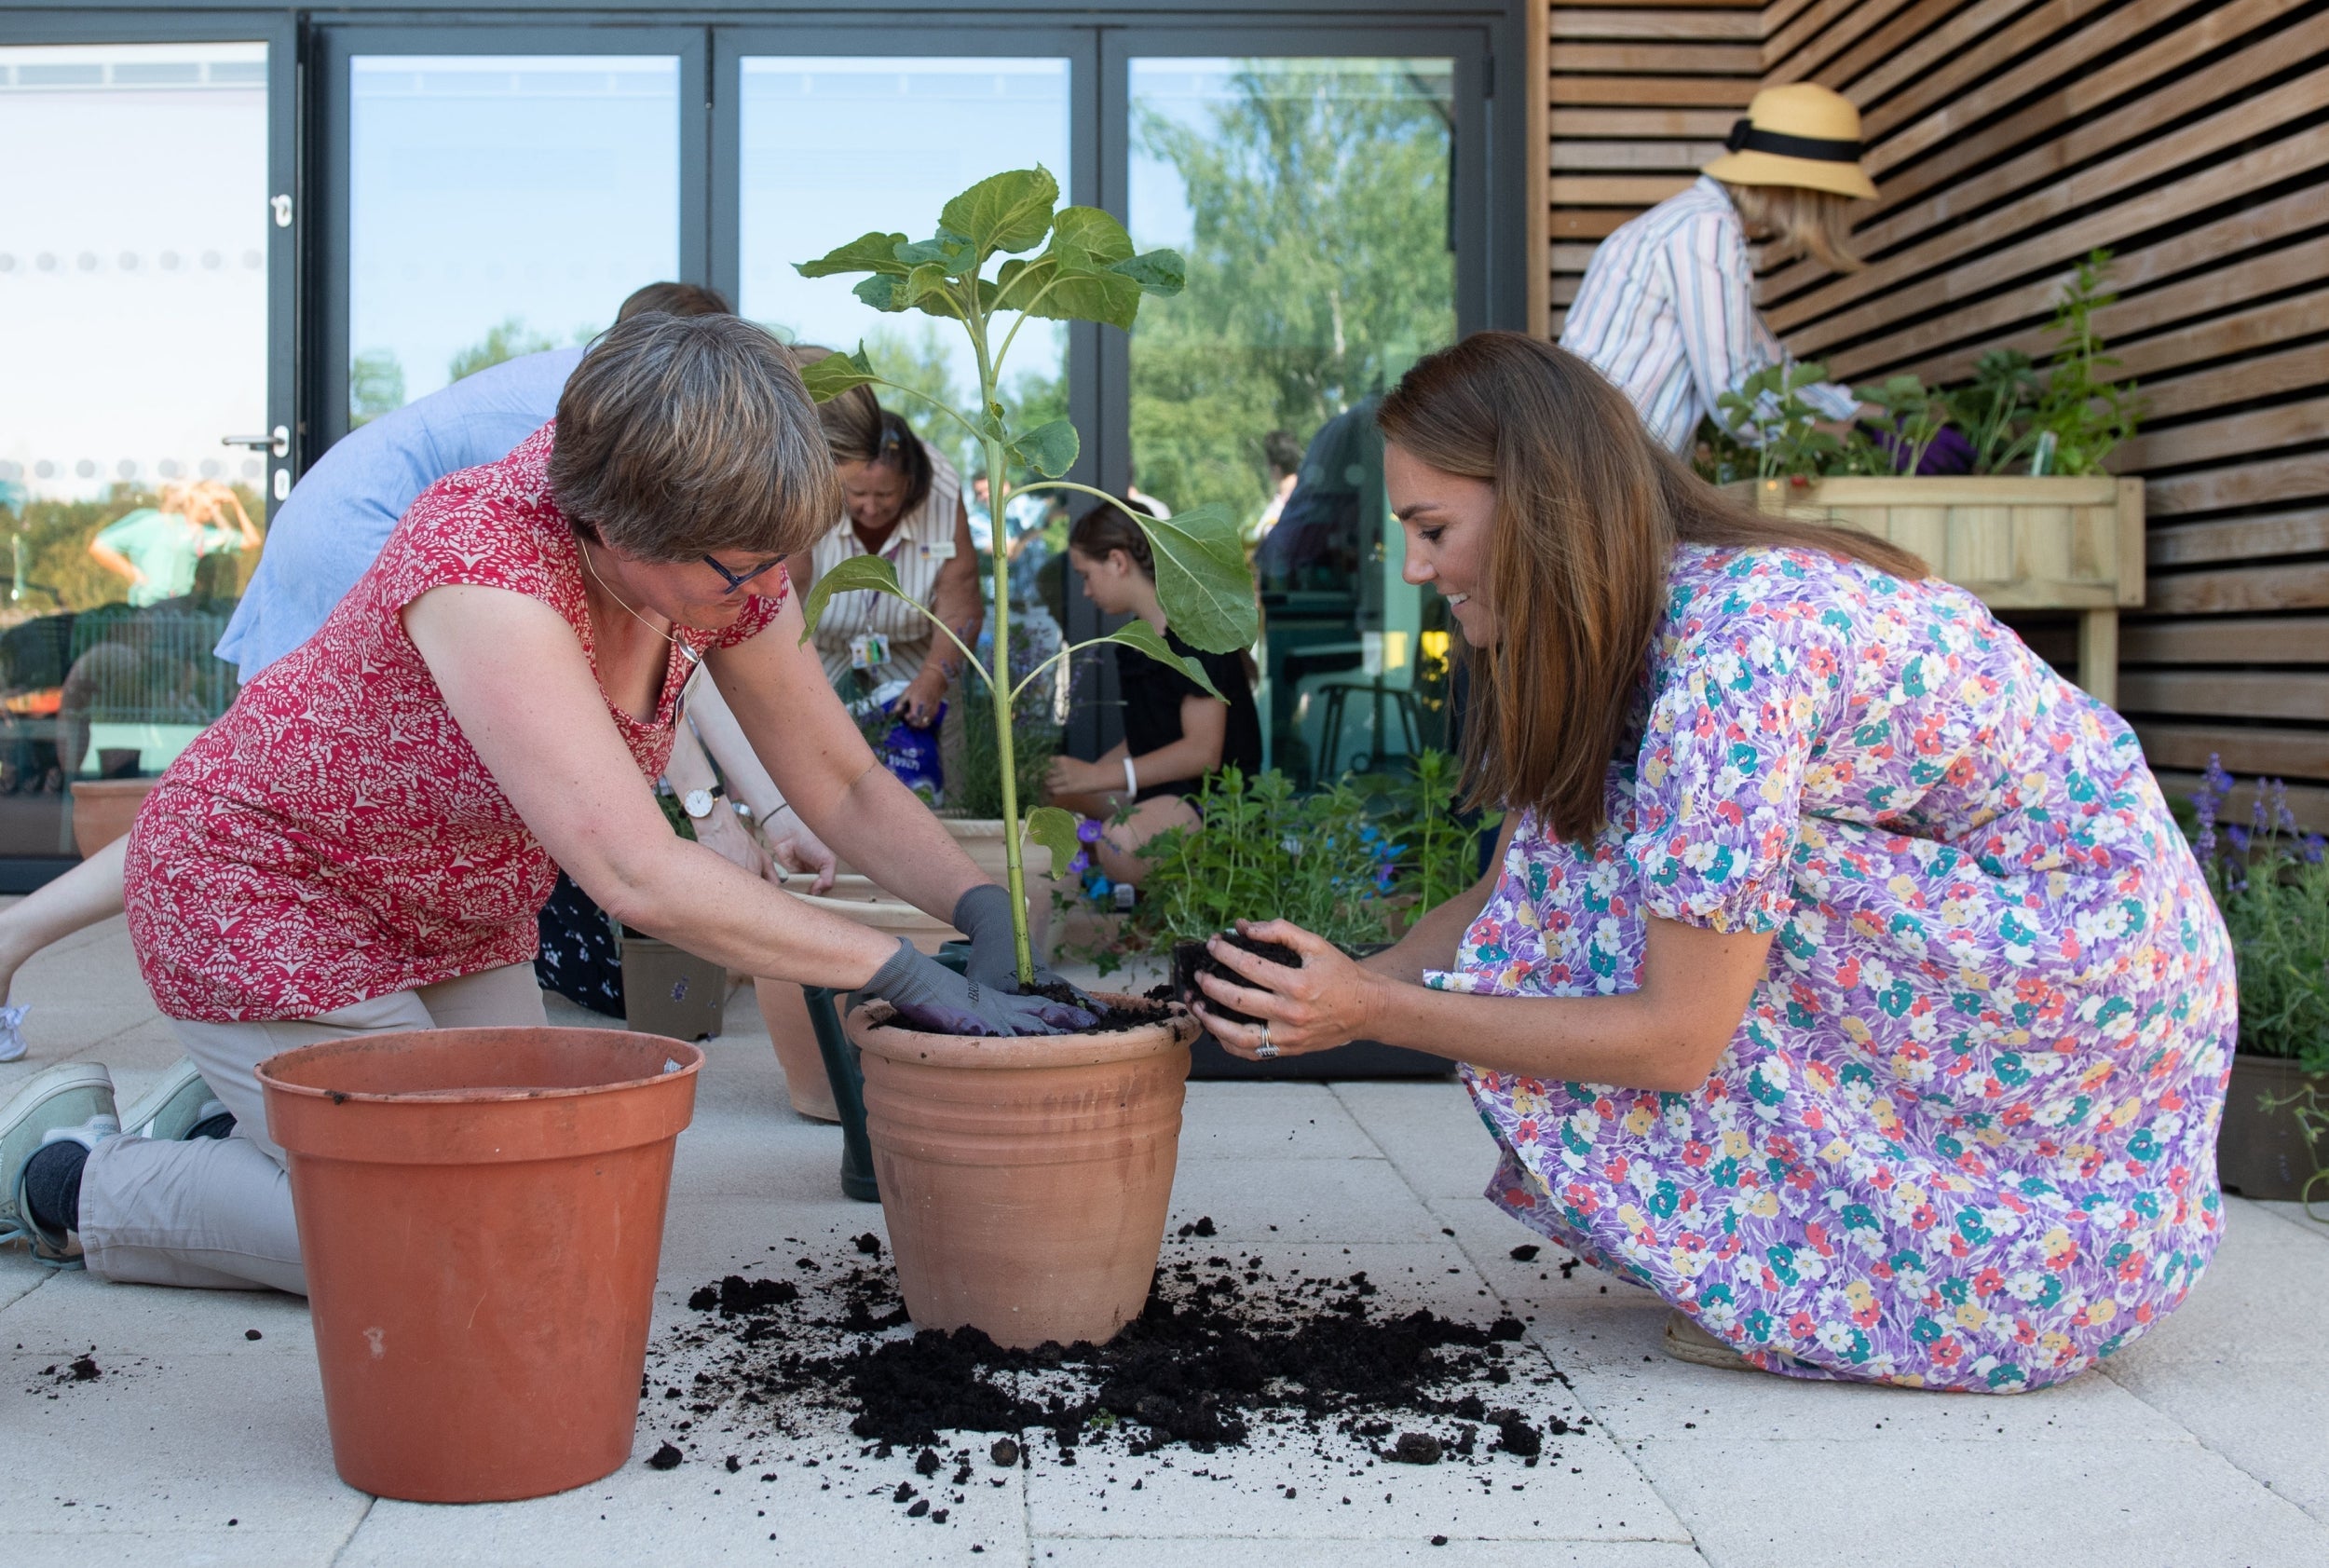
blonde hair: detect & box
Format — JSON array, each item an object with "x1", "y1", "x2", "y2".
[
  {"x1": 1724, "y1": 182, "x2": 1864, "y2": 273},
  {"x1": 1376, "y1": 333, "x2": 1924, "y2": 841}
]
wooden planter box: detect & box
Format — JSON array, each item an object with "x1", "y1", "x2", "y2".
[
  {"x1": 1729, "y1": 475, "x2": 2145, "y2": 705},
  {"x1": 2218, "y1": 1052, "x2": 2328, "y2": 1202}
]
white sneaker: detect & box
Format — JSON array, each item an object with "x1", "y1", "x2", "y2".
[
  {"x1": 118, "y1": 1057, "x2": 227, "y2": 1141},
  {"x1": 0, "y1": 1062, "x2": 117, "y2": 1264},
  {"x1": 0, "y1": 1003, "x2": 28, "y2": 1064}
]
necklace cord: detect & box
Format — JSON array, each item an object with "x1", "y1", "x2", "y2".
[{"x1": 580, "y1": 538, "x2": 700, "y2": 667}]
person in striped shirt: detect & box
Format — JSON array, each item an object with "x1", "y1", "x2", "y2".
[{"x1": 1559, "y1": 82, "x2": 1876, "y2": 455}]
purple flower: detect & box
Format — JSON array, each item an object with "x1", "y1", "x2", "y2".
[
  {"x1": 1069, "y1": 850, "x2": 1091, "y2": 874},
  {"x1": 2303, "y1": 833, "x2": 2326, "y2": 866},
  {"x1": 1076, "y1": 817, "x2": 1105, "y2": 844},
  {"x1": 2227, "y1": 824, "x2": 2250, "y2": 855}
]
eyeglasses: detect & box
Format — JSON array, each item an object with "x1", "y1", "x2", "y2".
[{"x1": 702, "y1": 552, "x2": 785, "y2": 593}]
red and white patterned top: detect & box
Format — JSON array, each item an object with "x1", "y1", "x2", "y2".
[{"x1": 125, "y1": 424, "x2": 786, "y2": 1022}]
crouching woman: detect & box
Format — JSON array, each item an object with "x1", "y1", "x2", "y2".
[
  {"x1": 1192, "y1": 331, "x2": 2234, "y2": 1391},
  {"x1": 1, "y1": 313, "x2": 1087, "y2": 1289}
]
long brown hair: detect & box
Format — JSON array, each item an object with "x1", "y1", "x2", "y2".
[{"x1": 1376, "y1": 331, "x2": 1924, "y2": 841}]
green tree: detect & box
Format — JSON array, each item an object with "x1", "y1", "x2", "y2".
[
  {"x1": 1130, "y1": 63, "x2": 1457, "y2": 522},
  {"x1": 348, "y1": 349, "x2": 406, "y2": 428},
  {"x1": 447, "y1": 317, "x2": 558, "y2": 383}
]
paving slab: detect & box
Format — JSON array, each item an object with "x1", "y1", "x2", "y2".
[
  {"x1": 1035, "y1": 1544, "x2": 1711, "y2": 1568},
  {"x1": 0, "y1": 1349, "x2": 367, "y2": 1546},
  {"x1": 1181, "y1": 1078, "x2": 1382, "y2": 1161},
  {"x1": 1166, "y1": 1156, "x2": 1443, "y2": 1245},
  {"x1": 1639, "y1": 1435, "x2": 2329, "y2": 1568},
  {"x1": 1335, "y1": 1080, "x2": 1499, "y2": 1200},
  {"x1": 0, "y1": 1264, "x2": 312, "y2": 1361}
]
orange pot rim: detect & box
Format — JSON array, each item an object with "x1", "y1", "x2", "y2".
[
  {"x1": 850, "y1": 996, "x2": 1197, "y2": 1070},
  {"x1": 257, "y1": 1029, "x2": 705, "y2": 1108}
]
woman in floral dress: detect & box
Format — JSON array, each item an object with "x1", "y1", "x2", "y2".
[{"x1": 1192, "y1": 332, "x2": 2233, "y2": 1392}]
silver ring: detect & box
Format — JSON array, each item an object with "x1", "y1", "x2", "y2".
[{"x1": 1256, "y1": 1023, "x2": 1279, "y2": 1060}]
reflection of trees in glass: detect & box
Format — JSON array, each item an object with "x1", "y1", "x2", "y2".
[
  {"x1": 348, "y1": 349, "x2": 406, "y2": 428},
  {"x1": 1131, "y1": 62, "x2": 1456, "y2": 523},
  {"x1": 447, "y1": 317, "x2": 559, "y2": 383},
  {"x1": 3, "y1": 483, "x2": 266, "y2": 620}
]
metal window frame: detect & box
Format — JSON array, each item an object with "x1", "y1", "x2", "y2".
[
  {"x1": 310, "y1": 21, "x2": 713, "y2": 448},
  {"x1": 0, "y1": 8, "x2": 298, "y2": 891}
]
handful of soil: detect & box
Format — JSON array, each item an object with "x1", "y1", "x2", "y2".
[{"x1": 1172, "y1": 934, "x2": 1300, "y2": 1027}]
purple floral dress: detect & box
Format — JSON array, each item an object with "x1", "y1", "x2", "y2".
[{"x1": 1433, "y1": 544, "x2": 2234, "y2": 1391}]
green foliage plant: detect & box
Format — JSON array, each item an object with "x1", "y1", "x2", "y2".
[
  {"x1": 793, "y1": 167, "x2": 1260, "y2": 987},
  {"x1": 1703, "y1": 252, "x2": 2139, "y2": 484},
  {"x1": 2023, "y1": 249, "x2": 2140, "y2": 476},
  {"x1": 1117, "y1": 751, "x2": 1496, "y2": 956}
]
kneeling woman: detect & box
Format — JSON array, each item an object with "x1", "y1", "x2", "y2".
[
  {"x1": 2, "y1": 314, "x2": 1086, "y2": 1289},
  {"x1": 1192, "y1": 332, "x2": 2232, "y2": 1392},
  {"x1": 1045, "y1": 501, "x2": 1260, "y2": 882}
]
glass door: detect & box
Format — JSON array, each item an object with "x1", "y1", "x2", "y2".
[
  {"x1": 0, "y1": 18, "x2": 293, "y2": 871},
  {"x1": 1107, "y1": 34, "x2": 1487, "y2": 785},
  {"x1": 316, "y1": 27, "x2": 709, "y2": 444}
]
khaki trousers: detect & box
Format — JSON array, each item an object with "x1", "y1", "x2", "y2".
[{"x1": 79, "y1": 963, "x2": 547, "y2": 1294}]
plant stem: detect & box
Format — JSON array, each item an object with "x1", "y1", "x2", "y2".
[{"x1": 965, "y1": 293, "x2": 1036, "y2": 989}]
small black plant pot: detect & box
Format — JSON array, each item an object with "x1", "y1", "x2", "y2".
[{"x1": 1171, "y1": 934, "x2": 1452, "y2": 1082}]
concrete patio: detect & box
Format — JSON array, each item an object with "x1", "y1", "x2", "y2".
[{"x1": 5, "y1": 913, "x2": 2327, "y2": 1568}]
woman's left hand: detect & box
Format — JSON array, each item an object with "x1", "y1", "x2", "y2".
[
  {"x1": 898, "y1": 664, "x2": 949, "y2": 728},
  {"x1": 1192, "y1": 920, "x2": 1377, "y2": 1059},
  {"x1": 1043, "y1": 756, "x2": 1110, "y2": 798}
]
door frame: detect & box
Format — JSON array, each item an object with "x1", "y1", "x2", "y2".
[{"x1": 308, "y1": 21, "x2": 713, "y2": 449}]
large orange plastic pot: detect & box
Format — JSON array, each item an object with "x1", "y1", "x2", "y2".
[
  {"x1": 257, "y1": 1028, "x2": 702, "y2": 1502},
  {"x1": 846, "y1": 997, "x2": 1195, "y2": 1349}
]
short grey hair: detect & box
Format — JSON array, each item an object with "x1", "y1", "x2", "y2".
[{"x1": 549, "y1": 313, "x2": 840, "y2": 562}]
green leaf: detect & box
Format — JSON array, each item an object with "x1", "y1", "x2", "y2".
[
  {"x1": 1139, "y1": 501, "x2": 1257, "y2": 655},
  {"x1": 1101, "y1": 619, "x2": 1222, "y2": 701},
  {"x1": 1031, "y1": 268, "x2": 1142, "y2": 331},
  {"x1": 797, "y1": 553, "x2": 911, "y2": 643},
  {"x1": 1009, "y1": 418, "x2": 1080, "y2": 479},
  {"x1": 940, "y1": 167, "x2": 1059, "y2": 258},
  {"x1": 904, "y1": 262, "x2": 963, "y2": 320},
  {"x1": 1048, "y1": 205, "x2": 1135, "y2": 267},
  {"x1": 1111, "y1": 248, "x2": 1185, "y2": 296},
  {"x1": 797, "y1": 231, "x2": 911, "y2": 280},
  {"x1": 798, "y1": 345, "x2": 880, "y2": 403},
  {"x1": 1024, "y1": 805, "x2": 1082, "y2": 871},
  {"x1": 852, "y1": 274, "x2": 909, "y2": 312},
  {"x1": 895, "y1": 231, "x2": 977, "y2": 274}
]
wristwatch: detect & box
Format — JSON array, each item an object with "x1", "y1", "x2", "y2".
[{"x1": 681, "y1": 783, "x2": 726, "y2": 821}]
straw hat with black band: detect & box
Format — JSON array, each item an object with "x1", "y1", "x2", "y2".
[{"x1": 1702, "y1": 83, "x2": 1876, "y2": 200}]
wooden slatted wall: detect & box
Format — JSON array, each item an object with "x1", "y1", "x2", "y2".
[
  {"x1": 1538, "y1": 0, "x2": 1765, "y2": 339},
  {"x1": 1536, "y1": 0, "x2": 2329, "y2": 825}
]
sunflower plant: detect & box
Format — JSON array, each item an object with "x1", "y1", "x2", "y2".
[{"x1": 793, "y1": 166, "x2": 1259, "y2": 988}]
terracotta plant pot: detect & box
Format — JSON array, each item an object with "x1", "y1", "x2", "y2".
[
  {"x1": 846, "y1": 996, "x2": 1197, "y2": 1348},
  {"x1": 756, "y1": 977, "x2": 839, "y2": 1121},
  {"x1": 257, "y1": 1028, "x2": 703, "y2": 1503},
  {"x1": 2217, "y1": 1052, "x2": 2328, "y2": 1202},
  {"x1": 69, "y1": 776, "x2": 157, "y2": 858}
]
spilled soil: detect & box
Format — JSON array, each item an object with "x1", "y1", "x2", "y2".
[{"x1": 643, "y1": 1225, "x2": 1580, "y2": 1499}]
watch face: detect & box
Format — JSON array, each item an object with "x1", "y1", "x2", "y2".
[{"x1": 683, "y1": 788, "x2": 715, "y2": 819}]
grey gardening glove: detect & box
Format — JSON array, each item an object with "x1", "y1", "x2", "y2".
[
  {"x1": 951, "y1": 883, "x2": 1093, "y2": 1005},
  {"x1": 859, "y1": 937, "x2": 1096, "y2": 1037}
]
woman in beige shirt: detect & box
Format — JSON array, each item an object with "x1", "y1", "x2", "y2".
[{"x1": 789, "y1": 401, "x2": 982, "y2": 729}]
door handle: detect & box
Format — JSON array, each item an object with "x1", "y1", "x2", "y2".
[{"x1": 224, "y1": 426, "x2": 291, "y2": 458}]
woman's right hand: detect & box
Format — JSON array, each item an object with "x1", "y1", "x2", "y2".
[
  {"x1": 858, "y1": 937, "x2": 1096, "y2": 1036},
  {"x1": 762, "y1": 806, "x2": 838, "y2": 893}
]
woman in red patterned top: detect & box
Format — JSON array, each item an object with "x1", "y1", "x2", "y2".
[{"x1": 5, "y1": 313, "x2": 1089, "y2": 1289}]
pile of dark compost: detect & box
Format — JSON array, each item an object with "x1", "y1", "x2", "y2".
[
  {"x1": 881, "y1": 983, "x2": 1176, "y2": 1038},
  {"x1": 1170, "y1": 934, "x2": 1300, "y2": 1026},
  {"x1": 647, "y1": 1226, "x2": 1572, "y2": 1475}
]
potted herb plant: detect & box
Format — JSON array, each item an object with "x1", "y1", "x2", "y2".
[
  {"x1": 2189, "y1": 759, "x2": 2329, "y2": 1206},
  {"x1": 792, "y1": 167, "x2": 1241, "y2": 1346},
  {"x1": 1117, "y1": 751, "x2": 1492, "y2": 1080},
  {"x1": 1709, "y1": 251, "x2": 2146, "y2": 706}
]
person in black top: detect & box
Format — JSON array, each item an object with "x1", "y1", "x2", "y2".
[{"x1": 1044, "y1": 498, "x2": 1262, "y2": 883}]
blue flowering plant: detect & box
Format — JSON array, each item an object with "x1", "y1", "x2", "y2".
[{"x1": 2189, "y1": 757, "x2": 2329, "y2": 1072}]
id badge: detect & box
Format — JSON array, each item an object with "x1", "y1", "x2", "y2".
[
  {"x1": 850, "y1": 631, "x2": 892, "y2": 671},
  {"x1": 920, "y1": 538, "x2": 957, "y2": 561}
]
